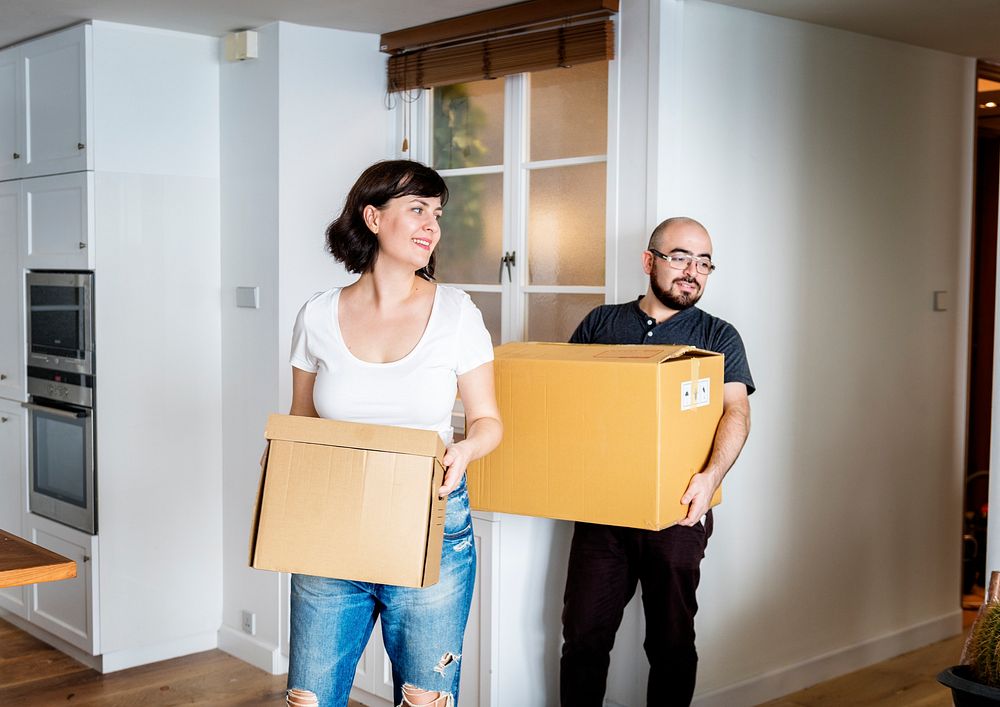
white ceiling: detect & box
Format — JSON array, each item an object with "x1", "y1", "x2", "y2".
[
  {"x1": 0, "y1": 0, "x2": 998, "y2": 61},
  {"x1": 707, "y1": 0, "x2": 1000, "y2": 61}
]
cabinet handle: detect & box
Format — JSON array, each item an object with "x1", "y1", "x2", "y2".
[
  {"x1": 77, "y1": 143, "x2": 86, "y2": 150},
  {"x1": 12, "y1": 152, "x2": 19, "y2": 160},
  {"x1": 82, "y1": 555, "x2": 91, "y2": 563},
  {"x1": 0, "y1": 373, "x2": 6, "y2": 380},
  {"x1": 78, "y1": 242, "x2": 86, "y2": 250},
  {"x1": 0, "y1": 417, "x2": 7, "y2": 423}
]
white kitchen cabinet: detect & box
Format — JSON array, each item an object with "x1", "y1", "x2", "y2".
[
  {"x1": 22, "y1": 171, "x2": 95, "y2": 270},
  {"x1": 17, "y1": 25, "x2": 92, "y2": 179},
  {"x1": 0, "y1": 47, "x2": 21, "y2": 181},
  {"x1": 0, "y1": 399, "x2": 28, "y2": 618},
  {"x1": 349, "y1": 516, "x2": 498, "y2": 707},
  {"x1": 0, "y1": 180, "x2": 25, "y2": 401},
  {"x1": 24, "y1": 513, "x2": 98, "y2": 654}
]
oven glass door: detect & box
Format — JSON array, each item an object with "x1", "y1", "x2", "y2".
[
  {"x1": 27, "y1": 402, "x2": 96, "y2": 534},
  {"x1": 27, "y1": 272, "x2": 94, "y2": 375}
]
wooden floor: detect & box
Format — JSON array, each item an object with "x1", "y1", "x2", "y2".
[{"x1": 0, "y1": 616, "x2": 969, "y2": 706}]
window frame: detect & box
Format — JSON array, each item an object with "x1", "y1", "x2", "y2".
[{"x1": 393, "y1": 61, "x2": 619, "y2": 345}]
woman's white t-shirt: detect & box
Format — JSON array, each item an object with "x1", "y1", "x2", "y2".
[{"x1": 290, "y1": 285, "x2": 494, "y2": 445}]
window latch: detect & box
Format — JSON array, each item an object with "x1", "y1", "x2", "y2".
[{"x1": 498, "y1": 251, "x2": 516, "y2": 283}]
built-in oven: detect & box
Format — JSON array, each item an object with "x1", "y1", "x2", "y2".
[
  {"x1": 24, "y1": 270, "x2": 97, "y2": 535},
  {"x1": 24, "y1": 396, "x2": 96, "y2": 535},
  {"x1": 26, "y1": 271, "x2": 95, "y2": 376}
]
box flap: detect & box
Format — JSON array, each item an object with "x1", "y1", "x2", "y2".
[
  {"x1": 265, "y1": 414, "x2": 446, "y2": 460},
  {"x1": 493, "y1": 341, "x2": 720, "y2": 364}
]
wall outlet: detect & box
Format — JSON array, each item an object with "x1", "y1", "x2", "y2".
[{"x1": 241, "y1": 610, "x2": 256, "y2": 636}]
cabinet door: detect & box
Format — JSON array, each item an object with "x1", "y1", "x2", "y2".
[
  {"x1": 21, "y1": 25, "x2": 92, "y2": 178},
  {"x1": 22, "y1": 171, "x2": 94, "y2": 270},
  {"x1": 25, "y1": 515, "x2": 98, "y2": 654},
  {"x1": 0, "y1": 401, "x2": 27, "y2": 617},
  {"x1": 0, "y1": 47, "x2": 23, "y2": 181},
  {"x1": 0, "y1": 181, "x2": 25, "y2": 401}
]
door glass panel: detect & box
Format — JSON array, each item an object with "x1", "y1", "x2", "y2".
[
  {"x1": 33, "y1": 413, "x2": 87, "y2": 507},
  {"x1": 526, "y1": 293, "x2": 606, "y2": 342},
  {"x1": 527, "y1": 163, "x2": 606, "y2": 286},
  {"x1": 436, "y1": 173, "x2": 504, "y2": 284},
  {"x1": 432, "y1": 81, "x2": 505, "y2": 170},
  {"x1": 529, "y1": 63, "x2": 608, "y2": 162},
  {"x1": 467, "y1": 291, "x2": 501, "y2": 346}
]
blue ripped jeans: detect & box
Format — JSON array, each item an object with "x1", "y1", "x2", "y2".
[{"x1": 287, "y1": 478, "x2": 476, "y2": 707}]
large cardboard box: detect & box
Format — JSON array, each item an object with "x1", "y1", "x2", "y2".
[
  {"x1": 467, "y1": 342, "x2": 724, "y2": 530},
  {"x1": 250, "y1": 414, "x2": 447, "y2": 588}
]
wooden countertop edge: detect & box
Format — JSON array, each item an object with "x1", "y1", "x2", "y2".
[
  {"x1": 0, "y1": 530, "x2": 78, "y2": 589},
  {"x1": 0, "y1": 559, "x2": 77, "y2": 588}
]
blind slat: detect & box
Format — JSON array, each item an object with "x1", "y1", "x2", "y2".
[{"x1": 388, "y1": 19, "x2": 614, "y2": 92}]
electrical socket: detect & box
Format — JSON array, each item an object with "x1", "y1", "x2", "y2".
[{"x1": 241, "y1": 610, "x2": 256, "y2": 636}]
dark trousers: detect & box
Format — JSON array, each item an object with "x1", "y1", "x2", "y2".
[{"x1": 560, "y1": 512, "x2": 713, "y2": 707}]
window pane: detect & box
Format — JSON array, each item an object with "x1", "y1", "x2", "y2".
[
  {"x1": 526, "y1": 294, "x2": 605, "y2": 343},
  {"x1": 527, "y1": 163, "x2": 606, "y2": 286},
  {"x1": 432, "y1": 81, "x2": 505, "y2": 170},
  {"x1": 436, "y1": 173, "x2": 504, "y2": 284},
  {"x1": 467, "y1": 291, "x2": 501, "y2": 346},
  {"x1": 529, "y1": 63, "x2": 608, "y2": 162}
]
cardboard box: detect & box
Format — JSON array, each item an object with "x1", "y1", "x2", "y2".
[
  {"x1": 250, "y1": 414, "x2": 447, "y2": 588},
  {"x1": 467, "y1": 342, "x2": 724, "y2": 530}
]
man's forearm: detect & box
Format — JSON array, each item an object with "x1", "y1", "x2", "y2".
[{"x1": 702, "y1": 402, "x2": 751, "y2": 488}]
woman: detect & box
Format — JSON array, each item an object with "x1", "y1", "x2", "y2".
[{"x1": 285, "y1": 160, "x2": 502, "y2": 707}]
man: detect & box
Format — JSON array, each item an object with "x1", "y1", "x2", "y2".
[{"x1": 560, "y1": 217, "x2": 755, "y2": 706}]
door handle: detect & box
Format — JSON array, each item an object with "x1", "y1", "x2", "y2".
[
  {"x1": 21, "y1": 402, "x2": 90, "y2": 419},
  {"x1": 498, "y1": 251, "x2": 516, "y2": 283}
]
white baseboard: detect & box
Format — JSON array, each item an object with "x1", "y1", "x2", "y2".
[
  {"x1": 1, "y1": 609, "x2": 219, "y2": 674},
  {"x1": 218, "y1": 624, "x2": 289, "y2": 675},
  {"x1": 692, "y1": 610, "x2": 963, "y2": 707},
  {"x1": 101, "y1": 631, "x2": 219, "y2": 673}
]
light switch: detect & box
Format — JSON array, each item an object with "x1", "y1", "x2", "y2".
[
  {"x1": 933, "y1": 290, "x2": 948, "y2": 312},
  {"x1": 236, "y1": 286, "x2": 259, "y2": 309}
]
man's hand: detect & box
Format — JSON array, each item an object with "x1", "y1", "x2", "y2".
[
  {"x1": 677, "y1": 381, "x2": 751, "y2": 526},
  {"x1": 678, "y1": 471, "x2": 721, "y2": 526}
]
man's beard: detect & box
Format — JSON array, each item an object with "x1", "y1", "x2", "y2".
[{"x1": 650, "y1": 272, "x2": 702, "y2": 311}]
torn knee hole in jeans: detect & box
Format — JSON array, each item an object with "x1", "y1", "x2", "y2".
[
  {"x1": 433, "y1": 651, "x2": 461, "y2": 675},
  {"x1": 286, "y1": 688, "x2": 319, "y2": 707},
  {"x1": 401, "y1": 683, "x2": 454, "y2": 707}
]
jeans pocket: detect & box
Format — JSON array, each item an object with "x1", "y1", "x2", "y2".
[{"x1": 443, "y1": 482, "x2": 471, "y2": 539}]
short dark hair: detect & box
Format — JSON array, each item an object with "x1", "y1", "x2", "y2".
[{"x1": 326, "y1": 160, "x2": 449, "y2": 280}]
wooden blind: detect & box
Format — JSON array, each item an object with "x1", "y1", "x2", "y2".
[{"x1": 382, "y1": 0, "x2": 617, "y2": 93}]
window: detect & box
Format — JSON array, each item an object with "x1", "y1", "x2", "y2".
[{"x1": 399, "y1": 61, "x2": 613, "y2": 344}]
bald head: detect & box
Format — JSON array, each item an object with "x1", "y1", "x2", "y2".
[{"x1": 648, "y1": 217, "x2": 711, "y2": 252}]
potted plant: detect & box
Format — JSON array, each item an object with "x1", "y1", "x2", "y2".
[{"x1": 939, "y1": 571, "x2": 1000, "y2": 705}]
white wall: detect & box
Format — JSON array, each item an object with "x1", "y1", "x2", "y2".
[
  {"x1": 219, "y1": 21, "x2": 388, "y2": 671},
  {"x1": 608, "y1": 1, "x2": 975, "y2": 704}
]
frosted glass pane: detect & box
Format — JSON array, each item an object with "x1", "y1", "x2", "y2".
[
  {"x1": 530, "y1": 63, "x2": 608, "y2": 161},
  {"x1": 527, "y1": 294, "x2": 605, "y2": 343},
  {"x1": 467, "y1": 292, "x2": 501, "y2": 346},
  {"x1": 432, "y1": 81, "x2": 505, "y2": 169},
  {"x1": 435, "y1": 174, "x2": 504, "y2": 284},
  {"x1": 527, "y1": 163, "x2": 606, "y2": 286}
]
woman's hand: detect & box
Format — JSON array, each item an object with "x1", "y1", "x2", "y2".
[
  {"x1": 439, "y1": 440, "x2": 475, "y2": 497},
  {"x1": 439, "y1": 362, "x2": 503, "y2": 497}
]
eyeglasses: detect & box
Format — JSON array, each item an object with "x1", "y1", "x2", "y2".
[{"x1": 648, "y1": 249, "x2": 716, "y2": 275}]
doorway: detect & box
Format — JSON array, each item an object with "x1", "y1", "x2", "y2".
[{"x1": 964, "y1": 60, "x2": 1000, "y2": 607}]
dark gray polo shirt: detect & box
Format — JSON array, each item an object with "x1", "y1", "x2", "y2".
[{"x1": 569, "y1": 297, "x2": 756, "y2": 394}]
